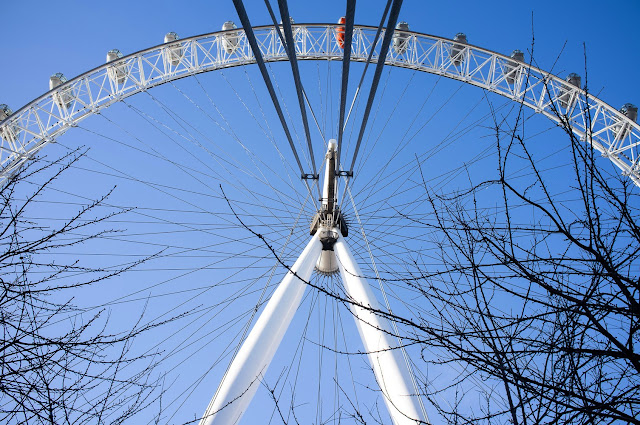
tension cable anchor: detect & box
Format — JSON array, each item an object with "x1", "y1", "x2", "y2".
[
  {"x1": 336, "y1": 170, "x2": 353, "y2": 177},
  {"x1": 301, "y1": 173, "x2": 319, "y2": 180}
]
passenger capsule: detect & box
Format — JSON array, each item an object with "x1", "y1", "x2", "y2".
[
  {"x1": 49, "y1": 73, "x2": 73, "y2": 109},
  {"x1": 559, "y1": 73, "x2": 581, "y2": 109},
  {"x1": 0, "y1": 104, "x2": 12, "y2": 122},
  {"x1": 222, "y1": 21, "x2": 240, "y2": 54},
  {"x1": 278, "y1": 16, "x2": 300, "y2": 43},
  {"x1": 164, "y1": 32, "x2": 183, "y2": 67},
  {"x1": 566, "y1": 73, "x2": 581, "y2": 88},
  {"x1": 451, "y1": 33, "x2": 467, "y2": 66},
  {"x1": 393, "y1": 22, "x2": 410, "y2": 54},
  {"x1": 279, "y1": 17, "x2": 295, "y2": 25},
  {"x1": 336, "y1": 17, "x2": 346, "y2": 49},
  {"x1": 504, "y1": 49, "x2": 524, "y2": 85},
  {"x1": 620, "y1": 103, "x2": 638, "y2": 122},
  {"x1": 0, "y1": 104, "x2": 18, "y2": 142},
  {"x1": 106, "y1": 49, "x2": 126, "y2": 85},
  {"x1": 614, "y1": 103, "x2": 638, "y2": 139}
]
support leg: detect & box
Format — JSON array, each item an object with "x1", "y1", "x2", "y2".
[
  {"x1": 200, "y1": 235, "x2": 322, "y2": 425},
  {"x1": 334, "y1": 236, "x2": 429, "y2": 425}
]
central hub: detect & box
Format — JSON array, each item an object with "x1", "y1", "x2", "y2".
[
  {"x1": 310, "y1": 140, "x2": 348, "y2": 275},
  {"x1": 317, "y1": 227, "x2": 339, "y2": 250},
  {"x1": 315, "y1": 227, "x2": 340, "y2": 275}
]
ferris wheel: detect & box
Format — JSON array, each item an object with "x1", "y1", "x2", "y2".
[{"x1": 0, "y1": 1, "x2": 638, "y2": 424}]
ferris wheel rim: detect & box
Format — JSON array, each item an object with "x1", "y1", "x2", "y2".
[{"x1": 1, "y1": 23, "x2": 638, "y2": 186}]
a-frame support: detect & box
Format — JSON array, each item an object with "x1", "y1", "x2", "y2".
[
  {"x1": 334, "y1": 236, "x2": 429, "y2": 424},
  {"x1": 199, "y1": 234, "x2": 428, "y2": 425},
  {"x1": 199, "y1": 235, "x2": 322, "y2": 425},
  {"x1": 200, "y1": 141, "x2": 429, "y2": 424}
]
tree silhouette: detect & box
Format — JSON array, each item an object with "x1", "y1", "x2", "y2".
[
  {"x1": 0, "y1": 150, "x2": 171, "y2": 424},
  {"x1": 404, "y1": 80, "x2": 640, "y2": 424}
]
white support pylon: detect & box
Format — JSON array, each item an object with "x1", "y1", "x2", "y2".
[
  {"x1": 334, "y1": 235, "x2": 430, "y2": 425},
  {"x1": 199, "y1": 139, "x2": 429, "y2": 424},
  {"x1": 199, "y1": 235, "x2": 322, "y2": 425}
]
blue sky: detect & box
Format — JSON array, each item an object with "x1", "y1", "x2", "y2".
[{"x1": 1, "y1": 1, "x2": 639, "y2": 424}]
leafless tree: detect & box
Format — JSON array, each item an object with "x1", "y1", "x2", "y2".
[
  {"x1": 402, "y1": 78, "x2": 640, "y2": 424},
  {"x1": 0, "y1": 150, "x2": 170, "y2": 424}
]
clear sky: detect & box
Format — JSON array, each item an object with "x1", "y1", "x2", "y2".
[{"x1": 1, "y1": 1, "x2": 639, "y2": 424}]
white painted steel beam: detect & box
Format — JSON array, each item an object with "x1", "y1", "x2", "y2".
[
  {"x1": 334, "y1": 235, "x2": 429, "y2": 425},
  {"x1": 1, "y1": 25, "x2": 639, "y2": 186},
  {"x1": 199, "y1": 235, "x2": 322, "y2": 425}
]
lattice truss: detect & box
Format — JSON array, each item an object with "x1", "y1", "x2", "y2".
[{"x1": 1, "y1": 24, "x2": 639, "y2": 185}]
